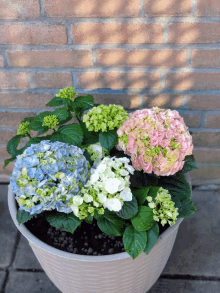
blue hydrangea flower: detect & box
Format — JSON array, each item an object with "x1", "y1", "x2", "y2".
[{"x1": 10, "y1": 140, "x2": 90, "y2": 216}]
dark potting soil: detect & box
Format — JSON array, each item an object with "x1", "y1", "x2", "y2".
[{"x1": 23, "y1": 209, "x2": 170, "y2": 256}]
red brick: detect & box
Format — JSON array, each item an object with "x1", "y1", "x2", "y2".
[
  {"x1": 142, "y1": 94, "x2": 186, "y2": 109},
  {"x1": 197, "y1": 0, "x2": 220, "y2": 16},
  {"x1": 169, "y1": 23, "x2": 220, "y2": 44},
  {"x1": 0, "y1": 129, "x2": 18, "y2": 144},
  {"x1": 0, "y1": 72, "x2": 29, "y2": 89},
  {"x1": 189, "y1": 166, "x2": 220, "y2": 180},
  {"x1": 0, "y1": 93, "x2": 53, "y2": 109},
  {"x1": 191, "y1": 50, "x2": 220, "y2": 68},
  {"x1": 92, "y1": 94, "x2": 140, "y2": 109},
  {"x1": 97, "y1": 49, "x2": 186, "y2": 68},
  {"x1": 205, "y1": 114, "x2": 220, "y2": 128},
  {"x1": 0, "y1": 145, "x2": 11, "y2": 160},
  {"x1": 32, "y1": 72, "x2": 72, "y2": 89},
  {"x1": 0, "y1": 52, "x2": 4, "y2": 67},
  {"x1": 7, "y1": 50, "x2": 92, "y2": 68},
  {"x1": 193, "y1": 148, "x2": 220, "y2": 163},
  {"x1": 0, "y1": 112, "x2": 36, "y2": 127},
  {"x1": 180, "y1": 113, "x2": 201, "y2": 128},
  {"x1": 72, "y1": 23, "x2": 164, "y2": 44},
  {"x1": 45, "y1": 0, "x2": 139, "y2": 17},
  {"x1": 0, "y1": 162, "x2": 14, "y2": 176},
  {"x1": 188, "y1": 95, "x2": 220, "y2": 110},
  {"x1": 77, "y1": 72, "x2": 161, "y2": 89},
  {"x1": 0, "y1": 24, "x2": 67, "y2": 45},
  {"x1": 144, "y1": 0, "x2": 191, "y2": 16},
  {"x1": 166, "y1": 72, "x2": 220, "y2": 90},
  {"x1": 191, "y1": 132, "x2": 220, "y2": 147},
  {"x1": 0, "y1": 0, "x2": 40, "y2": 19}
]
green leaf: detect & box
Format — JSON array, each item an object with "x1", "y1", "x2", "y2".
[
  {"x1": 37, "y1": 127, "x2": 49, "y2": 136},
  {"x1": 131, "y1": 206, "x2": 156, "y2": 232},
  {"x1": 123, "y1": 225, "x2": 147, "y2": 260},
  {"x1": 116, "y1": 194, "x2": 138, "y2": 219},
  {"x1": 45, "y1": 212, "x2": 81, "y2": 234},
  {"x1": 147, "y1": 186, "x2": 161, "y2": 202},
  {"x1": 46, "y1": 96, "x2": 66, "y2": 107},
  {"x1": 7, "y1": 135, "x2": 22, "y2": 156},
  {"x1": 181, "y1": 155, "x2": 199, "y2": 174},
  {"x1": 84, "y1": 213, "x2": 93, "y2": 225},
  {"x1": 17, "y1": 210, "x2": 33, "y2": 225},
  {"x1": 99, "y1": 129, "x2": 118, "y2": 151},
  {"x1": 131, "y1": 186, "x2": 150, "y2": 206},
  {"x1": 79, "y1": 121, "x2": 99, "y2": 145},
  {"x1": 73, "y1": 95, "x2": 94, "y2": 111},
  {"x1": 51, "y1": 123, "x2": 83, "y2": 147},
  {"x1": 29, "y1": 111, "x2": 52, "y2": 131},
  {"x1": 53, "y1": 107, "x2": 72, "y2": 124},
  {"x1": 144, "y1": 223, "x2": 159, "y2": 254},
  {"x1": 130, "y1": 171, "x2": 159, "y2": 188},
  {"x1": 4, "y1": 156, "x2": 17, "y2": 168},
  {"x1": 97, "y1": 210, "x2": 125, "y2": 236},
  {"x1": 178, "y1": 198, "x2": 196, "y2": 218},
  {"x1": 158, "y1": 173, "x2": 191, "y2": 209}
]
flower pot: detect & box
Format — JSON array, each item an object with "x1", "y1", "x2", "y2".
[{"x1": 8, "y1": 172, "x2": 192, "y2": 293}]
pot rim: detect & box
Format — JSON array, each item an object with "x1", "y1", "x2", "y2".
[{"x1": 8, "y1": 172, "x2": 191, "y2": 262}]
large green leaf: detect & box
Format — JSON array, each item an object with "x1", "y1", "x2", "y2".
[
  {"x1": 53, "y1": 107, "x2": 72, "y2": 124},
  {"x1": 84, "y1": 213, "x2": 93, "y2": 225},
  {"x1": 116, "y1": 195, "x2": 138, "y2": 220},
  {"x1": 46, "y1": 96, "x2": 66, "y2": 107},
  {"x1": 51, "y1": 123, "x2": 83, "y2": 147},
  {"x1": 73, "y1": 95, "x2": 94, "y2": 111},
  {"x1": 181, "y1": 155, "x2": 198, "y2": 174},
  {"x1": 131, "y1": 186, "x2": 150, "y2": 206},
  {"x1": 17, "y1": 210, "x2": 33, "y2": 225},
  {"x1": 123, "y1": 225, "x2": 147, "y2": 259},
  {"x1": 28, "y1": 111, "x2": 52, "y2": 131},
  {"x1": 178, "y1": 198, "x2": 196, "y2": 218},
  {"x1": 45, "y1": 212, "x2": 82, "y2": 234},
  {"x1": 99, "y1": 129, "x2": 118, "y2": 151},
  {"x1": 131, "y1": 206, "x2": 156, "y2": 232},
  {"x1": 97, "y1": 210, "x2": 125, "y2": 236},
  {"x1": 7, "y1": 135, "x2": 22, "y2": 156},
  {"x1": 144, "y1": 223, "x2": 159, "y2": 254}
]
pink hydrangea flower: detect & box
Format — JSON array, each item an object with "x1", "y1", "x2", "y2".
[{"x1": 117, "y1": 106, "x2": 193, "y2": 176}]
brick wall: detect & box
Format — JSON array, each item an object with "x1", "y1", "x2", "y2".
[{"x1": 0, "y1": 0, "x2": 219, "y2": 185}]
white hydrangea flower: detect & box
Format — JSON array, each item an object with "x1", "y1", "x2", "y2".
[
  {"x1": 119, "y1": 169, "x2": 129, "y2": 176},
  {"x1": 83, "y1": 193, "x2": 93, "y2": 203},
  {"x1": 104, "y1": 178, "x2": 121, "y2": 194},
  {"x1": 92, "y1": 144, "x2": 103, "y2": 154},
  {"x1": 96, "y1": 162, "x2": 107, "y2": 173},
  {"x1": 90, "y1": 172, "x2": 99, "y2": 184},
  {"x1": 120, "y1": 187, "x2": 133, "y2": 201},
  {"x1": 104, "y1": 198, "x2": 122, "y2": 212}
]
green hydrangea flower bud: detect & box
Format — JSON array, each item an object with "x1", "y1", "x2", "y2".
[
  {"x1": 83, "y1": 104, "x2": 128, "y2": 132},
  {"x1": 17, "y1": 121, "x2": 30, "y2": 135},
  {"x1": 42, "y1": 115, "x2": 59, "y2": 130},
  {"x1": 56, "y1": 87, "x2": 77, "y2": 100},
  {"x1": 147, "y1": 187, "x2": 179, "y2": 227}
]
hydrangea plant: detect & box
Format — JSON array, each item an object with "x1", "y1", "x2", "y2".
[
  {"x1": 6, "y1": 87, "x2": 198, "y2": 260},
  {"x1": 117, "y1": 106, "x2": 193, "y2": 176},
  {"x1": 10, "y1": 140, "x2": 89, "y2": 215}
]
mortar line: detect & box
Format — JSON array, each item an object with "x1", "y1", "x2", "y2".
[
  {"x1": 2, "y1": 17, "x2": 220, "y2": 24},
  {"x1": 4, "y1": 44, "x2": 220, "y2": 50},
  {"x1": 160, "y1": 274, "x2": 220, "y2": 281}
]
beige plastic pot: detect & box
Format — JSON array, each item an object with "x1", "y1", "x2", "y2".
[{"x1": 8, "y1": 172, "x2": 192, "y2": 293}]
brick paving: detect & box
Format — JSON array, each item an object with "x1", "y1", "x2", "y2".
[{"x1": 1, "y1": 184, "x2": 220, "y2": 293}]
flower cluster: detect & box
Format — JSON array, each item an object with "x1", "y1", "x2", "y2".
[
  {"x1": 84, "y1": 142, "x2": 109, "y2": 166},
  {"x1": 42, "y1": 115, "x2": 59, "y2": 130},
  {"x1": 117, "y1": 106, "x2": 193, "y2": 176},
  {"x1": 55, "y1": 87, "x2": 77, "y2": 100},
  {"x1": 17, "y1": 121, "x2": 30, "y2": 136},
  {"x1": 146, "y1": 187, "x2": 179, "y2": 226},
  {"x1": 83, "y1": 104, "x2": 128, "y2": 132},
  {"x1": 86, "y1": 157, "x2": 135, "y2": 212},
  {"x1": 10, "y1": 140, "x2": 89, "y2": 215}
]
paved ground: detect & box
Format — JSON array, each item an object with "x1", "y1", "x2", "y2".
[{"x1": 0, "y1": 184, "x2": 220, "y2": 293}]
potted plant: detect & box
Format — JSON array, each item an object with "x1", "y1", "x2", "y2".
[{"x1": 6, "y1": 87, "x2": 198, "y2": 293}]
